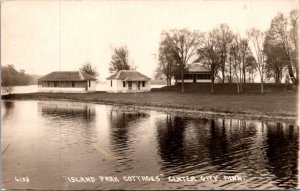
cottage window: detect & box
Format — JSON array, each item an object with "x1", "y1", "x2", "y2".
[
  {"x1": 196, "y1": 73, "x2": 211, "y2": 80},
  {"x1": 184, "y1": 74, "x2": 194, "y2": 79},
  {"x1": 72, "y1": 82, "x2": 75, "y2": 87},
  {"x1": 206, "y1": 74, "x2": 210, "y2": 79},
  {"x1": 111, "y1": 80, "x2": 112, "y2": 87},
  {"x1": 142, "y1": 81, "x2": 145, "y2": 87},
  {"x1": 123, "y1": 81, "x2": 126, "y2": 87}
]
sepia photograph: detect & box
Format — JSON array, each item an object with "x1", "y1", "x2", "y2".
[{"x1": 1, "y1": 0, "x2": 299, "y2": 190}]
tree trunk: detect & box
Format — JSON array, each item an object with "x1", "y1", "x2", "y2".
[
  {"x1": 296, "y1": 67, "x2": 299, "y2": 86},
  {"x1": 240, "y1": 79, "x2": 243, "y2": 93},
  {"x1": 211, "y1": 81, "x2": 214, "y2": 93},
  {"x1": 285, "y1": 52, "x2": 297, "y2": 86},
  {"x1": 275, "y1": 67, "x2": 281, "y2": 84},
  {"x1": 283, "y1": 39, "x2": 298, "y2": 87},
  {"x1": 260, "y1": 77, "x2": 264, "y2": 94},
  {"x1": 236, "y1": 74, "x2": 240, "y2": 94},
  {"x1": 181, "y1": 70, "x2": 184, "y2": 92},
  {"x1": 222, "y1": 66, "x2": 225, "y2": 84},
  {"x1": 211, "y1": 71, "x2": 214, "y2": 93},
  {"x1": 243, "y1": 66, "x2": 246, "y2": 84},
  {"x1": 229, "y1": 57, "x2": 232, "y2": 83},
  {"x1": 285, "y1": 54, "x2": 297, "y2": 90},
  {"x1": 239, "y1": 70, "x2": 243, "y2": 93}
]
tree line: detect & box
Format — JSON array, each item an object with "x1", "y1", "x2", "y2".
[
  {"x1": 1, "y1": 65, "x2": 40, "y2": 86},
  {"x1": 155, "y1": 10, "x2": 298, "y2": 93}
]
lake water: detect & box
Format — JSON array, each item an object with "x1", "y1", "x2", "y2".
[{"x1": 1, "y1": 100, "x2": 299, "y2": 190}]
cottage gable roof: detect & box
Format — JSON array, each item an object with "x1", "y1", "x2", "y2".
[
  {"x1": 106, "y1": 70, "x2": 151, "y2": 81},
  {"x1": 187, "y1": 63, "x2": 210, "y2": 72},
  {"x1": 38, "y1": 71, "x2": 97, "y2": 81}
]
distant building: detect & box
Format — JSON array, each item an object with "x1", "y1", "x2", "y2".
[
  {"x1": 106, "y1": 70, "x2": 151, "y2": 93},
  {"x1": 175, "y1": 63, "x2": 211, "y2": 83},
  {"x1": 38, "y1": 71, "x2": 97, "y2": 93}
]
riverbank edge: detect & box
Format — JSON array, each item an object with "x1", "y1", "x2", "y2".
[{"x1": 2, "y1": 96, "x2": 298, "y2": 123}]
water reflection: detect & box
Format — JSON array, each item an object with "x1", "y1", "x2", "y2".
[
  {"x1": 2, "y1": 101, "x2": 14, "y2": 119},
  {"x1": 208, "y1": 119, "x2": 259, "y2": 172},
  {"x1": 155, "y1": 114, "x2": 298, "y2": 188},
  {"x1": 39, "y1": 101, "x2": 95, "y2": 121},
  {"x1": 1, "y1": 100, "x2": 299, "y2": 190},
  {"x1": 109, "y1": 111, "x2": 149, "y2": 152},
  {"x1": 108, "y1": 111, "x2": 149, "y2": 172},
  {"x1": 156, "y1": 115, "x2": 187, "y2": 170},
  {"x1": 36, "y1": 101, "x2": 98, "y2": 174},
  {"x1": 265, "y1": 122, "x2": 298, "y2": 188},
  {"x1": 209, "y1": 119, "x2": 230, "y2": 167}
]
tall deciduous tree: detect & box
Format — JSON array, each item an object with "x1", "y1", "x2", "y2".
[
  {"x1": 156, "y1": 38, "x2": 178, "y2": 86},
  {"x1": 289, "y1": 10, "x2": 299, "y2": 86},
  {"x1": 264, "y1": 31, "x2": 286, "y2": 84},
  {"x1": 80, "y1": 62, "x2": 99, "y2": 77},
  {"x1": 247, "y1": 28, "x2": 266, "y2": 94},
  {"x1": 198, "y1": 29, "x2": 221, "y2": 93},
  {"x1": 266, "y1": 12, "x2": 298, "y2": 88},
  {"x1": 109, "y1": 45, "x2": 135, "y2": 73},
  {"x1": 228, "y1": 45, "x2": 235, "y2": 83},
  {"x1": 160, "y1": 29, "x2": 200, "y2": 92},
  {"x1": 231, "y1": 34, "x2": 243, "y2": 93},
  {"x1": 239, "y1": 38, "x2": 251, "y2": 84},
  {"x1": 216, "y1": 24, "x2": 234, "y2": 83},
  {"x1": 228, "y1": 33, "x2": 252, "y2": 87},
  {"x1": 245, "y1": 54, "x2": 257, "y2": 83}
]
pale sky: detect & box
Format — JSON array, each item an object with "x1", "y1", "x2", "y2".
[{"x1": 1, "y1": 0, "x2": 298, "y2": 81}]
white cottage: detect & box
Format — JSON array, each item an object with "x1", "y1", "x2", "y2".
[
  {"x1": 38, "y1": 71, "x2": 97, "y2": 93},
  {"x1": 106, "y1": 70, "x2": 151, "y2": 93}
]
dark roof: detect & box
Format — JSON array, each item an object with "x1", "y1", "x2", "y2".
[
  {"x1": 187, "y1": 63, "x2": 210, "y2": 72},
  {"x1": 106, "y1": 70, "x2": 151, "y2": 81},
  {"x1": 38, "y1": 71, "x2": 97, "y2": 81}
]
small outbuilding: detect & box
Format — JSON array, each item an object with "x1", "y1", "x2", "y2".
[
  {"x1": 106, "y1": 70, "x2": 151, "y2": 93},
  {"x1": 175, "y1": 63, "x2": 211, "y2": 83},
  {"x1": 38, "y1": 71, "x2": 97, "y2": 93}
]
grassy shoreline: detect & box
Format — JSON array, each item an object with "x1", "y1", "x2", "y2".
[{"x1": 2, "y1": 91, "x2": 298, "y2": 122}]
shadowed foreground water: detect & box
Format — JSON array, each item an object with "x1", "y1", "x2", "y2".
[{"x1": 1, "y1": 100, "x2": 299, "y2": 190}]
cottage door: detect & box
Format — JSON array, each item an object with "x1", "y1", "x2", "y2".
[
  {"x1": 128, "y1": 81, "x2": 132, "y2": 90},
  {"x1": 137, "y1": 81, "x2": 140, "y2": 90}
]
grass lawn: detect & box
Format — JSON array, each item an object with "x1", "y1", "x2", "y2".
[{"x1": 2, "y1": 90, "x2": 298, "y2": 118}]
